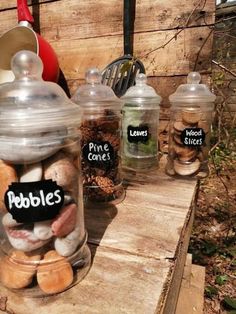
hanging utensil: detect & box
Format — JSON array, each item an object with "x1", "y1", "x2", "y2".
[
  {"x1": 0, "y1": 0, "x2": 59, "y2": 84},
  {"x1": 101, "y1": 0, "x2": 145, "y2": 97}
]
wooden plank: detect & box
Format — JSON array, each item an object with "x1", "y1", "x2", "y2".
[
  {"x1": 124, "y1": 176, "x2": 197, "y2": 211},
  {"x1": 0, "y1": 0, "x2": 215, "y2": 33},
  {"x1": 0, "y1": 0, "x2": 57, "y2": 11},
  {"x1": 182, "y1": 254, "x2": 193, "y2": 287},
  {"x1": 0, "y1": 245, "x2": 172, "y2": 314},
  {"x1": 86, "y1": 203, "x2": 189, "y2": 260},
  {"x1": 52, "y1": 26, "x2": 213, "y2": 80},
  {"x1": 85, "y1": 157, "x2": 197, "y2": 261},
  {"x1": 176, "y1": 264, "x2": 206, "y2": 314},
  {"x1": 0, "y1": 24, "x2": 213, "y2": 79},
  {"x1": 160, "y1": 190, "x2": 197, "y2": 314}
]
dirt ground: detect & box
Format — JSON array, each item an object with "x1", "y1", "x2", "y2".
[{"x1": 189, "y1": 150, "x2": 236, "y2": 313}]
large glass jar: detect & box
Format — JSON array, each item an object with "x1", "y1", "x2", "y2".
[
  {"x1": 121, "y1": 74, "x2": 161, "y2": 171},
  {"x1": 72, "y1": 68, "x2": 124, "y2": 206},
  {"x1": 0, "y1": 51, "x2": 90, "y2": 297},
  {"x1": 166, "y1": 72, "x2": 216, "y2": 179}
]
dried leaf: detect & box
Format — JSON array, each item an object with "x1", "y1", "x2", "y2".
[{"x1": 120, "y1": 61, "x2": 133, "y2": 75}]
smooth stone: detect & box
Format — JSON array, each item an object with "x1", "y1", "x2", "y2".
[
  {"x1": 0, "y1": 161, "x2": 18, "y2": 213},
  {"x1": 34, "y1": 221, "x2": 53, "y2": 240},
  {"x1": 51, "y1": 203, "x2": 77, "y2": 237},
  {"x1": 37, "y1": 250, "x2": 73, "y2": 294},
  {"x1": 54, "y1": 225, "x2": 81, "y2": 257},
  {"x1": 20, "y1": 162, "x2": 43, "y2": 182}
]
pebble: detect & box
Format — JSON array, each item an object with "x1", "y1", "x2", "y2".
[
  {"x1": 0, "y1": 250, "x2": 40, "y2": 289},
  {"x1": 33, "y1": 221, "x2": 53, "y2": 240},
  {"x1": 37, "y1": 250, "x2": 73, "y2": 294},
  {"x1": 51, "y1": 203, "x2": 77, "y2": 237},
  {"x1": 20, "y1": 162, "x2": 43, "y2": 182},
  {"x1": 0, "y1": 160, "x2": 18, "y2": 213}
]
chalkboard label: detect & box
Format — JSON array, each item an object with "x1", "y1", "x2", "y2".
[
  {"x1": 181, "y1": 128, "x2": 206, "y2": 146},
  {"x1": 127, "y1": 125, "x2": 149, "y2": 143},
  {"x1": 82, "y1": 141, "x2": 114, "y2": 169},
  {"x1": 4, "y1": 180, "x2": 64, "y2": 223}
]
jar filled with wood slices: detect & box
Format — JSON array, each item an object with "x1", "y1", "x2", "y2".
[
  {"x1": 0, "y1": 51, "x2": 91, "y2": 297},
  {"x1": 121, "y1": 73, "x2": 161, "y2": 171},
  {"x1": 166, "y1": 72, "x2": 216, "y2": 179},
  {"x1": 72, "y1": 68, "x2": 125, "y2": 206}
]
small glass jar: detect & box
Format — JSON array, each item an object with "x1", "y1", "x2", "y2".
[
  {"x1": 0, "y1": 51, "x2": 90, "y2": 297},
  {"x1": 166, "y1": 72, "x2": 216, "y2": 179},
  {"x1": 121, "y1": 74, "x2": 161, "y2": 171},
  {"x1": 72, "y1": 68, "x2": 124, "y2": 206}
]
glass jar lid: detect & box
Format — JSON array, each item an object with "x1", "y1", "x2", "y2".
[
  {"x1": 72, "y1": 68, "x2": 122, "y2": 106},
  {"x1": 169, "y1": 72, "x2": 216, "y2": 103},
  {"x1": 121, "y1": 73, "x2": 162, "y2": 104},
  {"x1": 0, "y1": 50, "x2": 81, "y2": 135}
]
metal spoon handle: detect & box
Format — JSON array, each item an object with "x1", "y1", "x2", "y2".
[{"x1": 123, "y1": 0, "x2": 135, "y2": 56}]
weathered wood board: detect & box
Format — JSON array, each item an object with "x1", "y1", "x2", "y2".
[
  {"x1": 176, "y1": 256, "x2": 206, "y2": 314},
  {"x1": 0, "y1": 0, "x2": 215, "y2": 97},
  {"x1": 0, "y1": 0, "x2": 215, "y2": 32},
  {"x1": 0, "y1": 246, "x2": 172, "y2": 314}
]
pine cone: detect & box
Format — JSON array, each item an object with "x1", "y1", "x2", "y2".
[
  {"x1": 80, "y1": 126, "x2": 97, "y2": 144},
  {"x1": 100, "y1": 133, "x2": 120, "y2": 151},
  {"x1": 94, "y1": 176, "x2": 115, "y2": 194},
  {"x1": 96, "y1": 111, "x2": 120, "y2": 133}
]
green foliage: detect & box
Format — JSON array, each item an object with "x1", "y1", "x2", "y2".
[
  {"x1": 224, "y1": 296, "x2": 236, "y2": 310},
  {"x1": 227, "y1": 247, "x2": 236, "y2": 258},
  {"x1": 213, "y1": 71, "x2": 226, "y2": 86},
  {"x1": 215, "y1": 274, "x2": 228, "y2": 285},
  {"x1": 205, "y1": 285, "x2": 218, "y2": 298},
  {"x1": 210, "y1": 144, "x2": 235, "y2": 172}
]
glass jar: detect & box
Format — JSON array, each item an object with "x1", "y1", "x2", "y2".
[
  {"x1": 166, "y1": 72, "x2": 216, "y2": 179},
  {"x1": 0, "y1": 51, "x2": 90, "y2": 297},
  {"x1": 72, "y1": 68, "x2": 124, "y2": 206},
  {"x1": 121, "y1": 74, "x2": 161, "y2": 171}
]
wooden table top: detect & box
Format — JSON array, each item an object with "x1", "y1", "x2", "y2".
[{"x1": 0, "y1": 158, "x2": 198, "y2": 314}]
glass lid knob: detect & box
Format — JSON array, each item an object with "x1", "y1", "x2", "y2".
[
  {"x1": 187, "y1": 72, "x2": 201, "y2": 84},
  {"x1": 136, "y1": 73, "x2": 147, "y2": 86},
  {"x1": 85, "y1": 68, "x2": 102, "y2": 84},
  {"x1": 11, "y1": 50, "x2": 43, "y2": 80}
]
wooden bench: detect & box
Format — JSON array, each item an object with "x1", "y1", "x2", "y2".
[{"x1": 0, "y1": 158, "x2": 199, "y2": 314}]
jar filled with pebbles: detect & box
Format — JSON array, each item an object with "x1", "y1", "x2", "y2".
[
  {"x1": 166, "y1": 72, "x2": 216, "y2": 178},
  {"x1": 0, "y1": 51, "x2": 91, "y2": 297},
  {"x1": 121, "y1": 73, "x2": 161, "y2": 171},
  {"x1": 72, "y1": 68, "x2": 125, "y2": 205}
]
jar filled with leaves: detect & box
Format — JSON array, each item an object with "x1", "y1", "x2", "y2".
[
  {"x1": 72, "y1": 68, "x2": 124, "y2": 206},
  {"x1": 166, "y1": 72, "x2": 216, "y2": 178},
  {"x1": 121, "y1": 73, "x2": 161, "y2": 171}
]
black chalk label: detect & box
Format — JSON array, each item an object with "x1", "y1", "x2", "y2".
[
  {"x1": 181, "y1": 128, "x2": 206, "y2": 146},
  {"x1": 82, "y1": 141, "x2": 114, "y2": 169},
  {"x1": 4, "y1": 180, "x2": 64, "y2": 223},
  {"x1": 127, "y1": 125, "x2": 149, "y2": 143}
]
